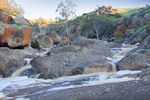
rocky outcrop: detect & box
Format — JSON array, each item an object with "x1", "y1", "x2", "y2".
[
  {"x1": 117, "y1": 49, "x2": 150, "y2": 70},
  {"x1": 0, "y1": 22, "x2": 32, "y2": 48},
  {"x1": 0, "y1": 12, "x2": 14, "y2": 24}
]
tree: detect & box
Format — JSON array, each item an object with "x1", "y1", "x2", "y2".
[
  {"x1": 56, "y1": 0, "x2": 77, "y2": 35},
  {"x1": 0, "y1": 0, "x2": 24, "y2": 15}
]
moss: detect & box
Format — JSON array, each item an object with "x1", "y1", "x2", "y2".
[
  {"x1": 31, "y1": 42, "x2": 40, "y2": 50},
  {"x1": 14, "y1": 23, "x2": 21, "y2": 27}
]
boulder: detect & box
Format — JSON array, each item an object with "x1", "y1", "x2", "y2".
[
  {"x1": 140, "y1": 35, "x2": 150, "y2": 48},
  {"x1": 12, "y1": 16, "x2": 30, "y2": 25},
  {"x1": 0, "y1": 12, "x2": 14, "y2": 24},
  {"x1": 36, "y1": 34, "x2": 54, "y2": 49},
  {"x1": 0, "y1": 50, "x2": 26, "y2": 77},
  {"x1": 0, "y1": 22, "x2": 32, "y2": 48},
  {"x1": 0, "y1": 47, "x2": 37, "y2": 60},
  {"x1": 72, "y1": 36, "x2": 120, "y2": 49},
  {"x1": 117, "y1": 49, "x2": 150, "y2": 70},
  {"x1": 46, "y1": 31, "x2": 62, "y2": 45}
]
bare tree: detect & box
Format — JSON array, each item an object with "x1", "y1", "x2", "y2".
[{"x1": 56, "y1": 0, "x2": 77, "y2": 35}]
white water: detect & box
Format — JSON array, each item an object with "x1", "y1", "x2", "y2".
[{"x1": 0, "y1": 43, "x2": 141, "y2": 99}]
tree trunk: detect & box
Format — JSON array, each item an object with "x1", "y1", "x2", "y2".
[
  {"x1": 96, "y1": 30, "x2": 99, "y2": 40},
  {"x1": 65, "y1": 21, "x2": 69, "y2": 36}
]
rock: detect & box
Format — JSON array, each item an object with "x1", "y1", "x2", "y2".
[
  {"x1": 31, "y1": 37, "x2": 120, "y2": 79},
  {"x1": 144, "y1": 13, "x2": 150, "y2": 24},
  {"x1": 46, "y1": 31, "x2": 62, "y2": 45},
  {"x1": 72, "y1": 36, "x2": 120, "y2": 49},
  {"x1": 124, "y1": 26, "x2": 147, "y2": 44},
  {"x1": 0, "y1": 12, "x2": 14, "y2": 24},
  {"x1": 0, "y1": 46, "x2": 37, "y2": 60},
  {"x1": 83, "y1": 61, "x2": 116, "y2": 74},
  {"x1": 140, "y1": 35, "x2": 150, "y2": 48},
  {"x1": 8, "y1": 80, "x2": 150, "y2": 100},
  {"x1": 0, "y1": 22, "x2": 32, "y2": 48},
  {"x1": 50, "y1": 45, "x2": 81, "y2": 54},
  {"x1": 12, "y1": 16, "x2": 30, "y2": 25},
  {"x1": 36, "y1": 34, "x2": 54, "y2": 49},
  {"x1": 125, "y1": 29, "x2": 135, "y2": 37},
  {"x1": 57, "y1": 35, "x2": 70, "y2": 47},
  {"x1": 139, "y1": 68, "x2": 150, "y2": 80},
  {"x1": 131, "y1": 29, "x2": 148, "y2": 44},
  {"x1": 117, "y1": 49, "x2": 150, "y2": 70},
  {"x1": 0, "y1": 50, "x2": 26, "y2": 77}
]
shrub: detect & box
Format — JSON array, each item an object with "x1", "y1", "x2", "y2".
[
  {"x1": 114, "y1": 31, "x2": 125, "y2": 38},
  {"x1": 31, "y1": 42, "x2": 40, "y2": 50}
]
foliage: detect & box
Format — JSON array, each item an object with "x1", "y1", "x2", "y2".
[
  {"x1": 56, "y1": 0, "x2": 77, "y2": 35},
  {"x1": 0, "y1": 0, "x2": 24, "y2": 16},
  {"x1": 114, "y1": 31, "x2": 125, "y2": 38},
  {"x1": 29, "y1": 18, "x2": 56, "y2": 27},
  {"x1": 31, "y1": 42, "x2": 40, "y2": 50},
  {"x1": 14, "y1": 23, "x2": 21, "y2": 26},
  {"x1": 56, "y1": 0, "x2": 77, "y2": 20}
]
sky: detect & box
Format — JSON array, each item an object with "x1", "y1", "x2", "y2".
[{"x1": 15, "y1": 0, "x2": 150, "y2": 20}]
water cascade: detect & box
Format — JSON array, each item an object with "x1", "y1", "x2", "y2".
[{"x1": 0, "y1": 44, "x2": 142, "y2": 99}]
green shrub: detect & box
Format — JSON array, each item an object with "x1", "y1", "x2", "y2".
[{"x1": 31, "y1": 42, "x2": 40, "y2": 50}]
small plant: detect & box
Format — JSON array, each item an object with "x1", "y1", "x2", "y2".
[
  {"x1": 31, "y1": 42, "x2": 40, "y2": 50},
  {"x1": 114, "y1": 31, "x2": 125, "y2": 38}
]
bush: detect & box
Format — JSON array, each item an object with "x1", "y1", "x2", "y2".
[
  {"x1": 31, "y1": 42, "x2": 40, "y2": 50},
  {"x1": 114, "y1": 31, "x2": 125, "y2": 38}
]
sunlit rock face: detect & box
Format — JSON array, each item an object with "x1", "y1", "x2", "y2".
[{"x1": 0, "y1": 22, "x2": 32, "y2": 48}]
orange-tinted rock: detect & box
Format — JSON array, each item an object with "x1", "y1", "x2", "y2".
[
  {"x1": 0, "y1": 26, "x2": 32, "y2": 48},
  {"x1": 0, "y1": 12, "x2": 14, "y2": 24},
  {"x1": 118, "y1": 27, "x2": 128, "y2": 34}
]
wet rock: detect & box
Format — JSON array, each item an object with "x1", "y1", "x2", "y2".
[
  {"x1": 0, "y1": 50, "x2": 25, "y2": 77},
  {"x1": 84, "y1": 61, "x2": 116, "y2": 74},
  {"x1": 117, "y1": 49, "x2": 150, "y2": 70},
  {"x1": 0, "y1": 22, "x2": 32, "y2": 48}
]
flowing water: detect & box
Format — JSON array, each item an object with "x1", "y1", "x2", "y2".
[{"x1": 0, "y1": 43, "x2": 141, "y2": 100}]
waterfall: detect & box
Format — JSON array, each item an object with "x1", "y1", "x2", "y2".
[{"x1": 11, "y1": 65, "x2": 32, "y2": 78}]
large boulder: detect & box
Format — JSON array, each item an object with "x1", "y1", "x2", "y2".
[
  {"x1": 36, "y1": 34, "x2": 54, "y2": 49},
  {"x1": 0, "y1": 50, "x2": 26, "y2": 77},
  {"x1": 0, "y1": 12, "x2": 14, "y2": 24},
  {"x1": 46, "y1": 31, "x2": 62, "y2": 45},
  {"x1": 72, "y1": 36, "x2": 120, "y2": 49},
  {"x1": 117, "y1": 49, "x2": 150, "y2": 70},
  {"x1": 0, "y1": 22, "x2": 32, "y2": 48}
]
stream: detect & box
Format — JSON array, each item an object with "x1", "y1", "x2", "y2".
[{"x1": 0, "y1": 43, "x2": 142, "y2": 100}]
